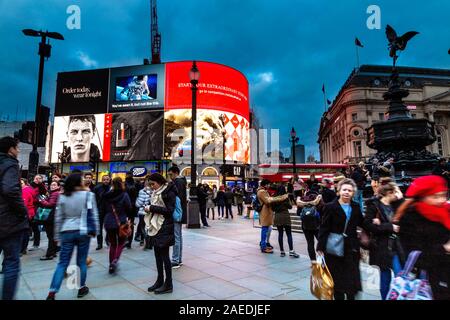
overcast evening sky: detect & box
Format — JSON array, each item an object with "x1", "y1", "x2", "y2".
[{"x1": 0, "y1": 0, "x2": 449, "y2": 158}]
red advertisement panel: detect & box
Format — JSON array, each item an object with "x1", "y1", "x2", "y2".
[{"x1": 165, "y1": 61, "x2": 249, "y2": 120}]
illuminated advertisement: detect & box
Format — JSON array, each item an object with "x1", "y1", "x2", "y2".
[
  {"x1": 109, "y1": 64, "x2": 165, "y2": 112},
  {"x1": 164, "y1": 109, "x2": 250, "y2": 164}
]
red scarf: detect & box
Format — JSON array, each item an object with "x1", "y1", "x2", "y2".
[{"x1": 414, "y1": 202, "x2": 450, "y2": 230}]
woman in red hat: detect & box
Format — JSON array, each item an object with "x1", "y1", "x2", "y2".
[{"x1": 393, "y1": 175, "x2": 450, "y2": 300}]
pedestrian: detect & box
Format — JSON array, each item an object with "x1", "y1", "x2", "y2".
[
  {"x1": 363, "y1": 182, "x2": 404, "y2": 300},
  {"x1": 317, "y1": 178, "x2": 364, "y2": 300},
  {"x1": 306, "y1": 174, "x2": 320, "y2": 193},
  {"x1": 272, "y1": 185, "x2": 299, "y2": 258},
  {"x1": 38, "y1": 181, "x2": 61, "y2": 261},
  {"x1": 84, "y1": 172, "x2": 95, "y2": 192},
  {"x1": 351, "y1": 162, "x2": 367, "y2": 212},
  {"x1": 103, "y1": 177, "x2": 132, "y2": 274},
  {"x1": 206, "y1": 186, "x2": 216, "y2": 220},
  {"x1": 224, "y1": 187, "x2": 234, "y2": 219},
  {"x1": 234, "y1": 187, "x2": 244, "y2": 216},
  {"x1": 135, "y1": 175, "x2": 152, "y2": 247},
  {"x1": 197, "y1": 183, "x2": 209, "y2": 227},
  {"x1": 144, "y1": 173, "x2": 176, "y2": 294},
  {"x1": 257, "y1": 179, "x2": 288, "y2": 254},
  {"x1": 0, "y1": 137, "x2": 29, "y2": 300},
  {"x1": 125, "y1": 173, "x2": 139, "y2": 248},
  {"x1": 93, "y1": 174, "x2": 111, "y2": 250},
  {"x1": 297, "y1": 193, "x2": 322, "y2": 262},
  {"x1": 20, "y1": 178, "x2": 35, "y2": 255},
  {"x1": 46, "y1": 173, "x2": 99, "y2": 300},
  {"x1": 30, "y1": 174, "x2": 48, "y2": 250},
  {"x1": 216, "y1": 186, "x2": 226, "y2": 219},
  {"x1": 319, "y1": 178, "x2": 337, "y2": 204},
  {"x1": 393, "y1": 175, "x2": 450, "y2": 300},
  {"x1": 380, "y1": 158, "x2": 395, "y2": 178},
  {"x1": 287, "y1": 179, "x2": 295, "y2": 205},
  {"x1": 167, "y1": 166, "x2": 187, "y2": 269},
  {"x1": 293, "y1": 175, "x2": 305, "y2": 199}
]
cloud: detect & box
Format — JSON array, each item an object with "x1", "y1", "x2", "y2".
[
  {"x1": 250, "y1": 71, "x2": 275, "y2": 94},
  {"x1": 76, "y1": 51, "x2": 98, "y2": 68}
]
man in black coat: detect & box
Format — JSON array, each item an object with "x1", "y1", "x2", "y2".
[
  {"x1": 93, "y1": 174, "x2": 111, "y2": 250},
  {"x1": 0, "y1": 137, "x2": 29, "y2": 300},
  {"x1": 168, "y1": 166, "x2": 187, "y2": 268}
]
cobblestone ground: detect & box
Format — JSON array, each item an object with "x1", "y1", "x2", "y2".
[{"x1": 2, "y1": 208, "x2": 381, "y2": 300}]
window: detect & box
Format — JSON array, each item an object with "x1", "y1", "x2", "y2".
[
  {"x1": 379, "y1": 113, "x2": 385, "y2": 121},
  {"x1": 353, "y1": 129, "x2": 360, "y2": 137},
  {"x1": 352, "y1": 113, "x2": 358, "y2": 121},
  {"x1": 437, "y1": 130, "x2": 444, "y2": 156},
  {"x1": 353, "y1": 141, "x2": 362, "y2": 158}
]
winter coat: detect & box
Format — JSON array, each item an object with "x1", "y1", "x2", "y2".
[
  {"x1": 351, "y1": 168, "x2": 366, "y2": 189},
  {"x1": 102, "y1": 190, "x2": 132, "y2": 230},
  {"x1": 321, "y1": 188, "x2": 337, "y2": 204},
  {"x1": 216, "y1": 191, "x2": 226, "y2": 206},
  {"x1": 39, "y1": 189, "x2": 61, "y2": 224},
  {"x1": 398, "y1": 205, "x2": 450, "y2": 300},
  {"x1": 93, "y1": 183, "x2": 111, "y2": 217},
  {"x1": 0, "y1": 153, "x2": 29, "y2": 239},
  {"x1": 172, "y1": 176, "x2": 188, "y2": 224},
  {"x1": 22, "y1": 185, "x2": 36, "y2": 219},
  {"x1": 206, "y1": 190, "x2": 216, "y2": 209},
  {"x1": 125, "y1": 180, "x2": 139, "y2": 218},
  {"x1": 317, "y1": 199, "x2": 364, "y2": 295},
  {"x1": 197, "y1": 187, "x2": 208, "y2": 207},
  {"x1": 234, "y1": 190, "x2": 244, "y2": 205},
  {"x1": 256, "y1": 187, "x2": 288, "y2": 227},
  {"x1": 224, "y1": 191, "x2": 234, "y2": 205},
  {"x1": 147, "y1": 182, "x2": 176, "y2": 248},
  {"x1": 272, "y1": 198, "x2": 292, "y2": 226},
  {"x1": 136, "y1": 187, "x2": 152, "y2": 216}
]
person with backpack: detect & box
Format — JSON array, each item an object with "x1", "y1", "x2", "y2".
[
  {"x1": 168, "y1": 166, "x2": 187, "y2": 269},
  {"x1": 0, "y1": 137, "x2": 29, "y2": 300},
  {"x1": 135, "y1": 175, "x2": 153, "y2": 248},
  {"x1": 46, "y1": 173, "x2": 99, "y2": 300},
  {"x1": 272, "y1": 185, "x2": 299, "y2": 258},
  {"x1": 363, "y1": 181, "x2": 404, "y2": 300},
  {"x1": 297, "y1": 193, "x2": 322, "y2": 262},
  {"x1": 256, "y1": 179, "x2": 288, "y2": 254},
  {"x1": 103, "y1": 177, "x2": 132, "y2": 274},
  {"x1": 144, "y1": 173, "x2": 176, "y2": 294},
  {"x1": 393, "y1": 175, "x2": 450, "y2": 300}
]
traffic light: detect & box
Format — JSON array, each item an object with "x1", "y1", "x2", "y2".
[
  {"x1": 15, "y1": 121, "x2": 34, "y2": 144},
  {"x1": 37, "y1": 105, "x2": 50, "y2": 147}
]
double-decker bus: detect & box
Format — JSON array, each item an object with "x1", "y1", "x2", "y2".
[{"x1": 258, "y1": 163, "x2": 349, "y2": 182}]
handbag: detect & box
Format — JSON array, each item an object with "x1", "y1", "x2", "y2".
[
  {"x1": 387, "y1": 250, "x2": 433, "y2": 300},
  {"x1": 112, "y1": 204, "x2": 132, "y2": 239},
  {"x1": 310, "y1": 255, "x2": 334, "y2": 300},
  {"x1": 34, "y1": 207, "x2": 52, "y2": 223},
  {"x1": 326, "y1": 215, "x2": 350, "y2": 257}
]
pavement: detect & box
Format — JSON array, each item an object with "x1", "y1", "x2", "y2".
[{"x1": 2, "y1": 208, "x2": 382, "y2": 300}]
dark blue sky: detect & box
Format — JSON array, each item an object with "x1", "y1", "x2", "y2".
[{"x1": 0, "y1": 0, "x2": 449, "y2": 158}]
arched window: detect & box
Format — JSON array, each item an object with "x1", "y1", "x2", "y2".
[
  {"x1": 202, "y1": 167, "x2": 219, "y2": 176},
  {"x1": 181, "y1": 167, "x2": 191, "y2": 177}
]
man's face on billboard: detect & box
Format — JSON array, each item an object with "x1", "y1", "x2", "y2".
[{"x1": 67, "y1": 119, "x2": 94, "y2": 161}]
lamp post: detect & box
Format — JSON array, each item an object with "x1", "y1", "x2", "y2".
[
  {"x1": 60, "y1": 140, "x2": 67, "y2": 175},
  {"x1": 219, "y1": 114, "x2": 227, "y2": 187},
  {"x1": 187, "y1": 61, "x2": 200, "y2": 229},
  {"x1": 22, "y1": 29, "x2": 64, "y2": 179},
  {"x1": 290, "y1": 127, "x2": 299, "y2": 175}
]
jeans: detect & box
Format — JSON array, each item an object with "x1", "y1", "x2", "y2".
[
  {"x1": 0, "y1": 231, "x2": 23, "y2": 300},
  {"x1": 266, "y1": 226, "x2": 272, "y2": 244},
  {"x1": 354, "y1": 190, "x2": 364, "y2": 213},
  {"x1": 237, "y1": 203, "x2": 243, "y2": 215},
  {"x1": 303, "y1": 229, "x2": 319, "y2": 261},
  {"x1": 135, "y1": 215, "x2": 146, "y2": 241},
  {"x1": 49, "y1": 231, "x2": 91, "y2": 293},
  {"x1": 218, "y1": 205, "x2": 225, "y2": 218},
  {"x1": 172, "y1": 223, "x2": 183, "y2": 264},
  {"x1": 277, "y1": 226, "x2": 294, "y2": 252},
  {"x1": 199, "y1": 205, "x2": 209, "y2": 226},
  {"x1": 106, "y1": 229, "x2": 126, "y2": 265},
  {"x1": 154, "y1": 246, "x2": 172, "y2": 285},
  {"x1": 260, "y1": 226, "x2": 270, "y2": 250},
  {"x1": 225, "y1": 204, "x2": 233, "y2": 219},
  {"x1": 380, "y1": 255, "x2": 403, "y2": 300}
]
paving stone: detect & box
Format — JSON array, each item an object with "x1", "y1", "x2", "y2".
[
  {"x1": 185, "y1": 277, "x2": 249, "y2": 299},
  {"x1": 231, "y1": 276, "x2": 295, "y2": 298}
]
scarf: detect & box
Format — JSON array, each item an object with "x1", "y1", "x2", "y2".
[
  {"x1": 414, "y1": 201, "x2": 450, "y2": 230},
  {"x1": 144, "y1": 184, "x2": 167, "y2": 236}
]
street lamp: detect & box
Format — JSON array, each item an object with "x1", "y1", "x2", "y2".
[
  {"x1": 187, "y1": 61, "x2": 200, "y2": 229},
  {"x1": 290, "y1": 127, "x2": 299, "y2": 174},
  {"x1": 23, "y1": 29, "x2": 64, "y2": 179},
  {"x1": 60, "y1": 140, "x2": 68, "y2": 175},
  {"x1": 219, "y1": 114, "x2": 227, "y2": 187}
]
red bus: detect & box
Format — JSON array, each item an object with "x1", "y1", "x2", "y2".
[{"x1": 258, "y1": 163, "x2": 349, "y2": 182}]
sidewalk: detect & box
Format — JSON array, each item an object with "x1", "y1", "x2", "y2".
[{"x1": 4, "y1": 208, "x2": 381, "y2": 300}]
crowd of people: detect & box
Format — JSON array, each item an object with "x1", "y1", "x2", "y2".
[{"x1": 1, "y1": 134, "x2": 449, "y2": 300}]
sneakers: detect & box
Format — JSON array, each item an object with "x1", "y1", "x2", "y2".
[
  {"x1": 46, "y1": 292, "x2": 56, "y2": 300},
  {"x1": 40, "y1": 255, "x2": 54, "y2": 261},
  {"x1": 171, "y1": 262, "x2": 183, "y2": 269},
  {"x1": 289, "y1": 250, "x2": 300, "y2": 258},
  {"x1": 261, "y1": 248, "x2": 273, "y2": 254},
  {"x1": 280, "y1": 251, "x2": 286, "y2": 257},
  {"x1": 266, "y1": 243, "x2": 274, "y2": 250},
  {"x1": 77, "y1": 286, "x2": 89, "y2": 298},
  {"x1": 108, "y1": 262, "x2": 117, "y2": 274},
  {"x1": 95, "y1": 245, "x2": 102, "y2": 251}
]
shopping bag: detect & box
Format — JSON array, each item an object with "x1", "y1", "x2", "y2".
[
  {"x1": 387, "y1": 250, "x2": 433, "y2": 300},
  {"x1": 310, "y1": 255, "x2": 334, "y2": 300}
]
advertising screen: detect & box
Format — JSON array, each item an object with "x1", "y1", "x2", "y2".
[
  {"x1": 55, "y1": 69, "x2": 109, "y2": 116},
  {"x1": 51, "y1": 114, "x2": 105, "y2": 163},
  {"x1": 109, "y1": 64, "x2": 165, "y2": 112},
  {"x1": 164, "y1": 109, "x2": 250, "y2": 164},
  {"x1": 165, "y1": 62, "x2": 250, "y2": 120}
]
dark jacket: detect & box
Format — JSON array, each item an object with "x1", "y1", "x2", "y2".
[
  {"x1": 321, "y1": 188, "x2": 337, "y2": 204},
  {"x1": 224, "y1": 191, "x2": 234, "y2": 205},
  {"x1": 102, "y1": 190, "x2": 132, "y2": 230},
  {"x1": 363, "y1": 197, "x2": 396, "y2": 269},
  {"x1": 148, "y1": 182, "x2": 176, "y2": 248},
  {"x1": 172, "y1": 176, "x2": 187, "y2": 224},
  {"x1": 216, "y1": 191, "x2": 225, "y2": 206},
  {"x1": 0, "y1": 153, "x2": 29, "y2": 239},
  {"x1": 272, "y1": 198, "x2": 292, "y2": 226},
  {"x1": 398, "y1": 205, "x2": 450, "y2": 300},
  {"x1": 38, "y1": 189, "x2": 60, "y2": 224},
  {"x1": 197, "y1": 187, "x2": 208, "y2": 207},
  {"x1": 351, "y1": 167, "x2": 366, "y2": 189},
  {"x1": 317, "y1": 199, "x2": 364, "y2": 294},
  {"x1": 93, "y1": 183, "x2": 111, "y2": 216},
  {"x1": 125, "y1": 180, "x2": 139, "y2": 218}
]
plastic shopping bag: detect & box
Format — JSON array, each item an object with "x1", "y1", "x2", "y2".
[{"x1": 310, "y1": 255, "x2": 334, "y2": 300}]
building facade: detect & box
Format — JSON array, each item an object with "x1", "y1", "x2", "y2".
[{"x1": 318, "y1": 65, "x2": 450, "y2": 164}]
